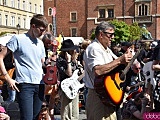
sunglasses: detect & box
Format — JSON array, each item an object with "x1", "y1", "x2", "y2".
[
  {"x1": 135, "y1": 67, "x2": 141, "y2": 70},
  {"x1": 41, "y1": 104, "x2": 48, "y2": 108},
  {"x1": 103, "y1": 32, "x2": 115, "y2": 38},
  {"x1": 37, "y1": 27, "x2": 46, "y2": 32}
]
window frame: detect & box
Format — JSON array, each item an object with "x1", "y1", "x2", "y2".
[
  {"x1": 70, "y1": 11, "x2": 77, "y2": 22},
  {"x1": 48, "y1": 7, "x2": 52, "y2": 16},
  {"x1": 29, "y1": 2, "x2": 32, "y2": 12},
  {"x1": 5, "y1": 14, "x2": 8, "y2": 26},
  {"x1": 70, "y1": 27, "x2": 77, "y2": 37},
  {"x1": 98, "y1": 5, "x2": 114, "y2": 18},
  {"x1": 135, "y1": 2, "x2": 151, "y2": 16},
  {"x1": 11, "y1": 15, "x2": 15, "y2": 27},
  {"x1": 17, "y1": 0, "x2": 20, "y2": 9},
  {"x1": 11, "y1": 0, "x2": 15, "y2": 8}
]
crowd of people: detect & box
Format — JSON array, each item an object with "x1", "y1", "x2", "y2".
[{"x1": 0, "y1": 14, "x2": 159, "y2": 120}]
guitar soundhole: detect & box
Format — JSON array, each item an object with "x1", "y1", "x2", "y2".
[{"x1": 49, "y1": 70, "x2": 54, "y2": 74}]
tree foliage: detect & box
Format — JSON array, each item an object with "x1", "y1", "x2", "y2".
[
  {"x1": 129, "y1": 22, "x2": 141, "y2": 42},
  {"x1": 0, "y1": 32, "x2": 9, "y2": 37},
  {"x1": 109, "y1": 20, "x2": 130, "y2": 44},
  {"x1": 90, "y1": 20, "x2": 142, "y2": 44}
]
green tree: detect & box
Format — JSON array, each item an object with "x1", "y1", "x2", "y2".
[
  {"x1": 90, "y1": 30, "x2": 95, "y2": 40},
  {"x1": 129, "y1": 22, "x2": 141, "y2": 42},
  {"x1": 89, "y1": 20, "x2": 142, "y2": 44},
  {"x1": 0, "y1": 32, "x2": 9, "y2": 37},
  {"x1": 109, "y1": 19, "x2": 130, "y2": 44}
]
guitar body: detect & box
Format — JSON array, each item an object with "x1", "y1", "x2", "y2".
[
  {"x1": 104, "y1": 72, "x2": 124, "y2": 105},
  {"x1": 61, "y1": 69, "x2": 84, "y2": 99},
  {"x1": 43, "y1": 65, "x2": 57, "y2": 85},
  {"x1": 126, "y1": 87, "x2": 143, "y2": 101},
  {"x1": 94, "y1": 49, "x2": 142, "y2": 106}
]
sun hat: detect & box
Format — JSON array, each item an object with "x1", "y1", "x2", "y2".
[{"x1": 59, "y1": 39, "x2": 77, "y2": 51}]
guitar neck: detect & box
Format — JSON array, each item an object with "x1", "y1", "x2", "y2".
[
  {"x1": 77, "y1": 72, "x2": 85, "y2": 81},
  {"x1": 130, "y1": 81, "x2": 144, "y2": 89}
]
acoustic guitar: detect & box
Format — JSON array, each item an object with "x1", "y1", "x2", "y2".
[
  {"x1": 43, "y1": 40, "x2": 59, "y2": 85},
  {"x1": 103, "y1": 48, "x2": 142, "y2": 106}
]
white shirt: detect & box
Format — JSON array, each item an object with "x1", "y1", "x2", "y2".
[{"x1": 83, "y1": 39, "x2": 117, "y2": 89}]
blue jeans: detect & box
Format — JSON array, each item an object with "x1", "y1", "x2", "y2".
[
  {"x1": 7, "y1": 87, "x2": 16, "y2": 102},
  {"x1": 16, "y1": 83, "x2": 44, "y2": 120}
]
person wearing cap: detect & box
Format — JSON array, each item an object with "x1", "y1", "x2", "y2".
[
  {"x1": 83, "y1": 21, "x2": 132, "y2": 120},
  {"x1": 56, "y1": 39, "x2": 82, "y2": 120}
]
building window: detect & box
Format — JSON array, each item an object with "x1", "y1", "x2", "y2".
[
  {"x1": 29, "y1": 2, "x2": 32, "y2": 12},
  {"x1": 70, "y1": 28, "x2": 77, "y2": 37},
  {"x1": 17, "y1": 0, "x2": 20, "y2": 9},
  {"x1": 5, "y1": 15, "x2": 8, "y2": 26},
  {"x1": 49, "y1": 24, "x2": 53, "y2": 32},
  {"x1": 23, "y1": 18, "x2": 26, "y2": 28},
  {"x1": 138, "y1": 4, "x2": 148, "y2": 16},
  {"x1": 135, "y1": 2, "x2": 151, "y2": 16},
  {"x1": 3, "y1": 0, "x2": 7, "y2": 6},
  {"x1": 108, "y1": 9, "x2": 114, "y2": 18},
  {"x1": 48, "y1": 8, "x2": 52, "y2": 16},
  {"x1": 23, "y1": 1, "x2": 25, "y2": 10},
  {"x1": 99, "y1": 9, "x2": 105, "y2": 18},
  {"x1": 70, "y1": 12, "x2": 77, "y2": 21},
  {"x1": 40, "y1": 5, "x2": 42, "y2": 14},
  {"x1": 0, "y1": 14, "x2": 2, "y2": 25},
  {"x1": 18, "y1": 17, "x2": 20, "y2": 26},
  {"x1": 35, "y1": 4, "x2": 37, "y2": 13},
  {"x1": 11, "y1": 16, "x2": 15, "y2": 27},
  {"x1": 11, "y1": 0, "x2": 15, "y2": 7},
  {"x1": 98, "y1": 6, "x2": 114, "y2": 18}
]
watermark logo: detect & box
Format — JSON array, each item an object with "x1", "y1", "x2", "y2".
[{"x1": 143, "y1": 112, "x2": 160, "y2": 120}]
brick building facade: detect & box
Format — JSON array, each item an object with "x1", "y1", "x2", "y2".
[{"x1": 44, "y1": 0, "x2": 160, "y2": 40}]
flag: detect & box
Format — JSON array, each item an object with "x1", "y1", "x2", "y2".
[{"x1": 56, "y1": 34, "x2": 62, "y2": 53}]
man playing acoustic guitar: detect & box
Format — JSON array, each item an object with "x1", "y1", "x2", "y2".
[{"x1": 83, "y1": 21, "x2": 133, "y2": 120}]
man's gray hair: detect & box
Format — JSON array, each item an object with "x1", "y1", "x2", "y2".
[
  {"x1": 95, "y1": 21, "x2": 115, "y2": 37},
  {"x1": 42, "y1": 33, "x2": 55, "y2": 42}
]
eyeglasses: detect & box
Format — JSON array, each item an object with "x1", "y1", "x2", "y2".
[{"x1": 103, "y1": 32, "x2": 115, "y2": 38}]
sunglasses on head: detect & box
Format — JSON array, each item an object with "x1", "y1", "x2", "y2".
[{"x1": 103, "y1": 32, "x2": 115, "y2": 38}]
